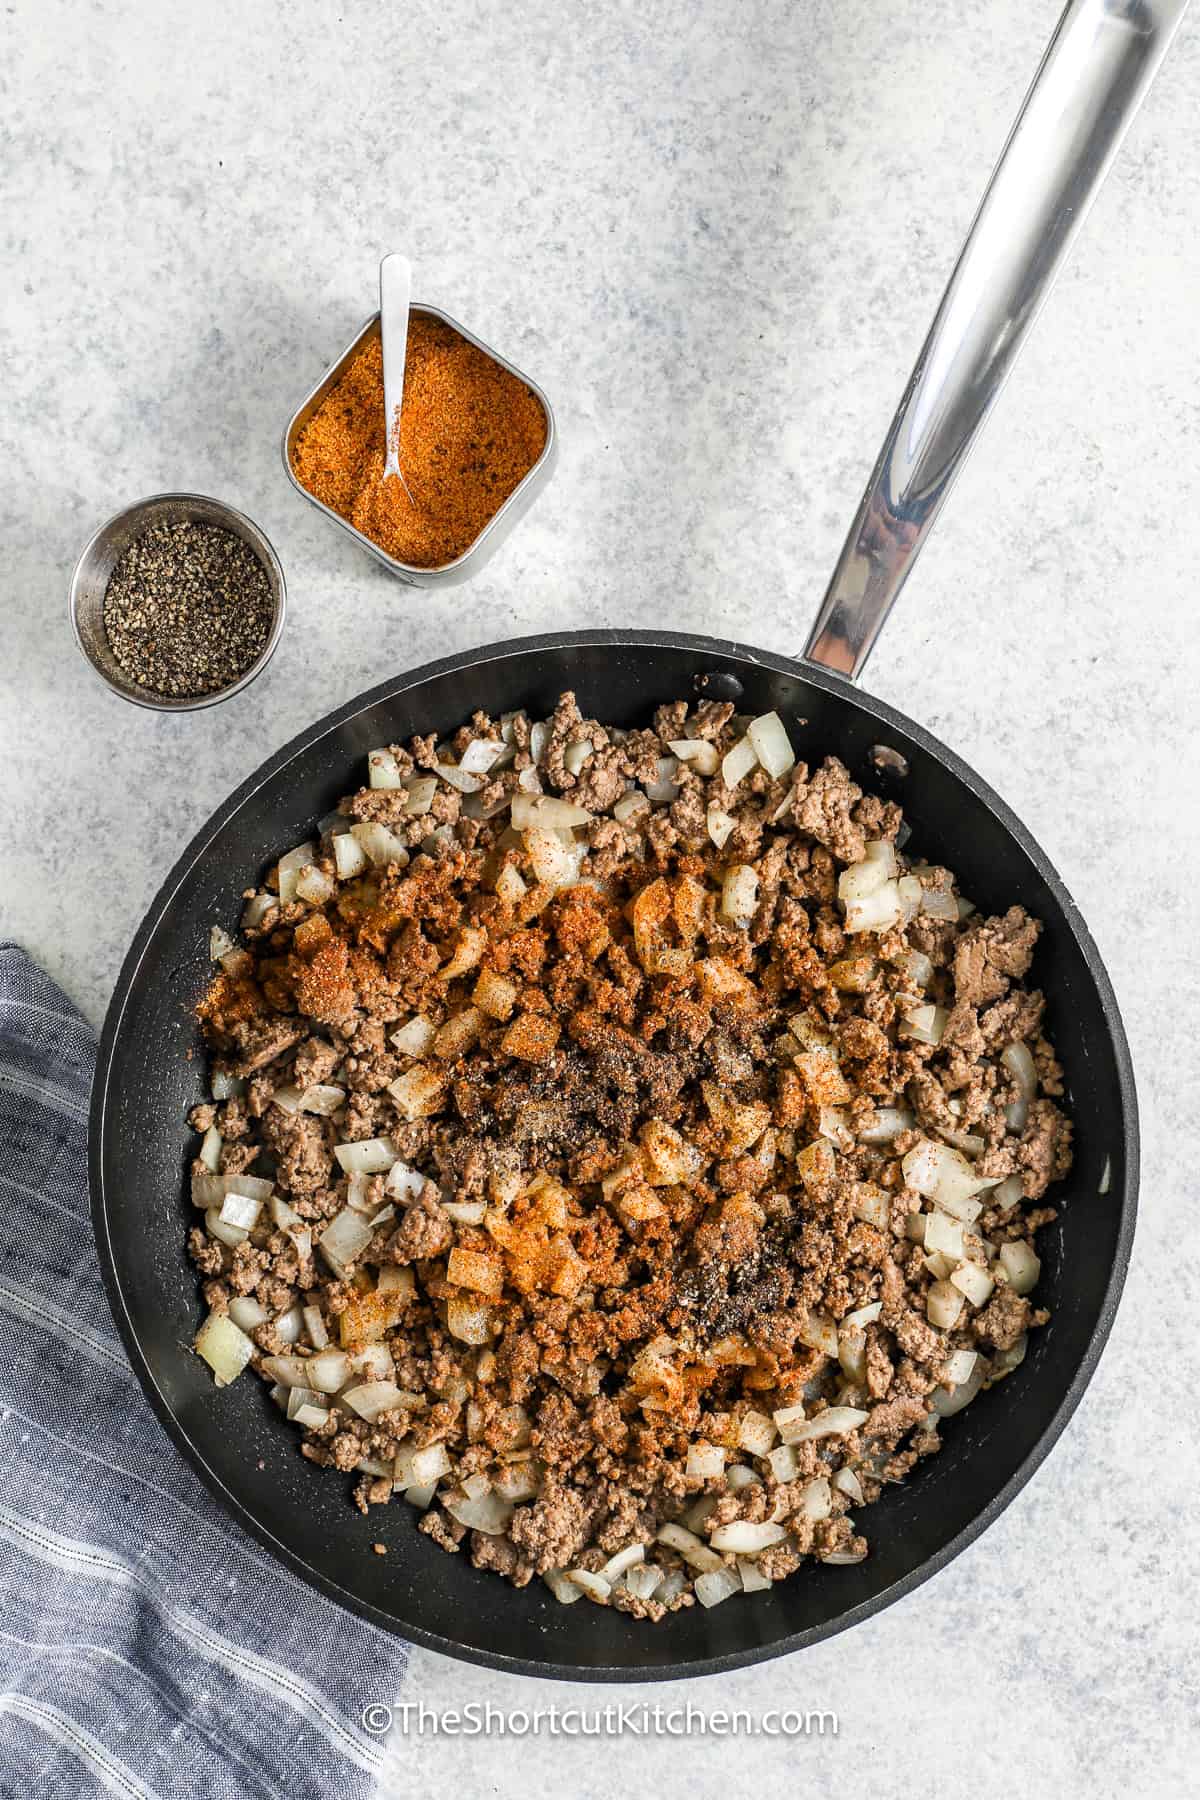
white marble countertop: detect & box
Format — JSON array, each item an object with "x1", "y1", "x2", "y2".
[{"x1": 5, "y1": 0, "x2": 1200, "y2": 1793}]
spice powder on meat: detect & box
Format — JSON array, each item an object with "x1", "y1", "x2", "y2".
[{"x1": 290, "y1": 317, "x2": 547, "y2": 568}]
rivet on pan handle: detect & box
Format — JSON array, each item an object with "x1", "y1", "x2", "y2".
[{"x1": 805, "y1": 0, "x2": 1191, "y2": 681}]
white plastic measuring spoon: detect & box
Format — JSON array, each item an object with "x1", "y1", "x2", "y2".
[{"x1": 379, "y1": 253, "x2": 415, "y2": 505}]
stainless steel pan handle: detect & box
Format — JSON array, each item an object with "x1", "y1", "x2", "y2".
[{"x1": 805, "y1": 0, "x2": 1190, "y2": 679}]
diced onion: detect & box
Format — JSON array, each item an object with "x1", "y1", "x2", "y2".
[
  {"x1": 843, "y1": 880, "x2": 903, "y2": 935},
  {"x1": 342, "y1": 1381, "x2": 407, "y2": 1422},
  {"x1": 737, "y1": 1557, "x2": 773, "y2": 1594},
  {"x1": 543, "y1": 1569, "x2": 584, "y2": 1605},
  {"x1": 350, "y1": 821, "x2": 408, "y2": 867},
  {"x1": 242, "y1": 893, "x2": 275, "y2": 930},
  {"x1": 774, "y1": 1405, "x2": 868, "y2": 1445},
  {"x1": 681, "y1": 1493, "x2": 717, "y2": 1534},
  {"x1": 402, "y1": 1482, "x2": 438, "y2": 1510},
  {"x1": 261, "y1": 1353, "x2": 313, "y2": 1388},
  {"x1": 992, "y1": 1334, "x2": 1029, "y2": 1378},
  {"x1": 902, "y1": 1139, "x2": 1001, "y2": 1221},
  {"x1": 198, "y1": 1125, "x2": 222, "y2": 1173},
  {"x1": 511, "y1": 793, "x2": 594, "y2": 829},
  {"x1": 838, "y1": 858, "x2": 890, "y2": 905},
  {"x1": 442, "y1": 1198, "x2": 487, "y2": 1225},
  {"x1": 565, "y1": 1570, "x2": 612, "y2": 1603},
  {"x1": 686, "y1": 1443, "x2": 726, "y2": 1479},
  {"x1": 894, "y1": 947, "x2": 934, "y2": 988},
  {"x1": 950, "y1": 1260, "x2": 995, "y2": 1308},
  {"x1": 384, "y1": 1159, "x2": 426, "y2": 1202},
  {"x1": 459, "y1": 738, "x2": 506, "y2": 776},
  {"x1": 191, "y1": 1169, "x2": 273, "y2": 1208},
  {"x1": 725, "y1": 1464, "x2": 762, "y2": 1492},
  {"x1": 334, "y1": 1137, "x2": 397, "y2": 1175},
  {"x1": 276, "y1": 843, "x2": 316, "y2": 905},
  {"x1": 926, "y1": 1280, "x2": 964, "y2": 1331},
  {"x1": 219, "y1": 1191, "x2": 261, "y2": 1230},
  {"x1": 707, "y1": 805, "x2": 736, "y2": 849},
  {"x1": 443, "y1": 1488, "x2": 516, "y2": 1535},
  {"x1": 851, "y1": 1185, "x2": 890, "y2": 1229},
  {"x1": 275, "y1": 1305, "x2": 305, "y2": 1345},
  {"x1": 857, "y1": 1106, "x2": 914, "y2": 1146},
  {"x1": 289, "y1": 1084, "x2": 344, "y2": 1118},
  {"x1": 668, "y1": 738, "x2": 719, "y2": 776},
  {"x1": 436, "y1": 762, "x2": 482, "y2": 794},
  {"x1": 796, "y1": 1309, "x2": 839, "y2": 1358},
  {"x1": 623, "y1": 1563, "x2": 664, "y2": 1601},
  {"x1": 694, "y1": 1567, "x2": 743, "y2": 1609},
  {"x1": 767, "y1": 1444, "x2": 800, "y2": 1482},
  {"x1": 317, "y1": 1207, "x2": 375, "y2": 1273},
  {"x1": 998, "y1": 1240, "x2": 1041, "y2": 1295},
  {"x1": 902, "y1": 1003, "x2": 948, "y2": 1046},
  {"x1": 643, "y1": 756, "x2": 680, "y2": 804},
  {"x1": 210, "y1": 1070, "x2": 244, "y2": 1101},
  {"x1": 446, "y1": 1294, "x2": 492, "y2": 1345},
  {"x1": 737, "y1": 1409, "x2": 777, "y2": 1456},
  {"x1": 710, "y1": 1521, "x2": 786, "y2": 1554},
  {"x1": 204, "y1": 1207, "x2": 246, "y2": 1248},
  {"x1": 800, "y1": 1476, "x2": 833, "y2": 1521},
  {"x1": 833, "y1": 1467, "x2": 865, "y2": 1505},
  {"x1": 293, "y1": 1401, "x2": 330, "y2": 1429},
  {"x1": 992, "y1": 1173, "x2": 1025, "y2": 1209},
  {"x1": 933, "y1": 1354, "x2": 987, "y2": 1416},
  {"x1": 302, "y1": 1305, "x2": 329, "y2": 1349},
  {"x1": 720, "y1": 863, "x2": 759, "y2": 924},
  {"x1": 388, "y1": 1065, "x2": 447, "y2": 1120},
  {"x1": 403, "y1": 776, "x2": 437, "y2": 815},
  {"x1": 368, "y1": 749, "x2": 404, "y2": 789},
  {"x1": 920, "y1": 883, "x2": 959, "y2": 922},
  {"x1": 1002, "y1": 1041, "x2": 1038, "y2": 1132},
  {"x1": 227, "y1": 1295, "x2": 267, "y2": 1332},
  {"x1": 924, "y1": 1210, "x2": 965, "y2": 1260},
  {"x1": 940, "y1": 1127, "x2": 985, "y2": 1157},
  {"x1": 842, "y1": 1301, "x2": 883, "y2": 1331},
  {"x1": 562, "y1": 739, "x2": 594, "y2": 777},
  {"x1": 524, "y1": 826, "x2": 584, "y2": 888},
  {"x1": 209, "y1": 925, "x2": 235, "y2": 961},
  {"x1": 391, "y1": 1016, "x2": 436, "y2": 1058},
  {"x1": 613, "y1": 790, "x2": 649, "y2": 824},
  {"x1": 599, "y1": 1543, "x2": 646, "y2": 1583},
  {"x1": 332, "y1": 834, "x2": 369, "y2": 880},
  {"x1": 495, "y1": 863, "x2": 527, "y2": 903},
  {"x1": 943, "y1": 1348, "x2": 979, "y2": 1387},
  {"x1": 747, "y1": 711, "x2": 795, "y2": 780},
  {"x1": 295, "y1": 864, "x2": 335, "y2": 906},
  {"x1": 654, "y1": 1522, "x2": 723, "y2": 1572},
  {"x1": 195, "y1": 1312, "x2": 254, "y2": 1387},
  {"x1": 821, "y1": 1545, "x2": 867, "y2": 1566},
  {"x1": 721, "y1": 735, "x2": 758, "y2": 788}
]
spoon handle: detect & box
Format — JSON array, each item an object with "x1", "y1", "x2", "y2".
[
  {"x1": 805, "y1": 0, "x2": 1191, "y2": 681},
  {"x1": 379, "y1": 254, "x2": 413, "y2": 475}
]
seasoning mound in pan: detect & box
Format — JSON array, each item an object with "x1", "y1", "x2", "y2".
[{"x1": 187, "y1": 692, "x2": 1071, "y2": 1619}]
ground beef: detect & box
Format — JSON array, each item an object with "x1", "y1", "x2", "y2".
[
  {"x1": 508, "y1": 1480, "x2": 593, "y2": 1573},
  {"x1": 974, "y1": 1285, "x2": 1032, "y2": 1351},
  {"x1": 187, "y1": 694, "x2": 1072, "y2": 1620}
]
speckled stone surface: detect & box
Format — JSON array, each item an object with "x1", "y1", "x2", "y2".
[{"x1": 4, "y1": 0, "x2": 1199, "y2": 1792}]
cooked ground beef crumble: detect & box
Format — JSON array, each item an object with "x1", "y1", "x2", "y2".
[{"x1": 189, "y1": 693, "x2": 1071, "y2": 1617}]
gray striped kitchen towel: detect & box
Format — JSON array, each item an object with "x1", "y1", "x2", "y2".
[{"x1": 0, "y1": 944, "x2": 407, "y2": 1800}]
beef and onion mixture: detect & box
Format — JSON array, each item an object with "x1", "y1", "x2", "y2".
[{"x1": 189, "y1": 693, "x2": 1071, "y2": 1618}]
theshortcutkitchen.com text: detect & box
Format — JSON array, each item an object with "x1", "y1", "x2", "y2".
[{"x1": 362, "y1": 1700, "x2": 838, "y2": 1738}]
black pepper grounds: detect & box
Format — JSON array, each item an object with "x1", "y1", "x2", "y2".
[{"x1": 102, "y1": 520, "x2": 274, "y2": 699}]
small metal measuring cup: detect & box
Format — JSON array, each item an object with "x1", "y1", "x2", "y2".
[{"x1": 281, "y1": 304, "x2": 557, "y2": 588}]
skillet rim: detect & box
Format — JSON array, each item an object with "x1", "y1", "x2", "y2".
[{"x1": 89, "y1": 626, "x2": 1139, "y2": 1681}]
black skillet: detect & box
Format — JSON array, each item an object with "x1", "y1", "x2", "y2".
[{"x1": 90, "y1": 0, "x2": 1177, "y2": 1679}]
